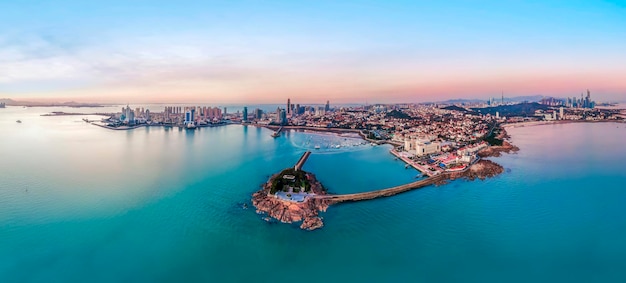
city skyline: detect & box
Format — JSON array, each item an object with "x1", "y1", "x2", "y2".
[{"x1": 1, "y1": 1, "x2": 626, "y2": 103}]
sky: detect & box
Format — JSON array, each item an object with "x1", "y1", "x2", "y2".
[{"x1": 1, "y1": 0, "x2": 625, "y2": 104}]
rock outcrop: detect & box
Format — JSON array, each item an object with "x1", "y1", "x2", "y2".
[{"x1": 252, "y1": 173, "x2": 330, "y2": 231}]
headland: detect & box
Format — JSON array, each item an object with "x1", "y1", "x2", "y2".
[{"x1": 253, "y1": 137, "x2": 510, "y2": 231}]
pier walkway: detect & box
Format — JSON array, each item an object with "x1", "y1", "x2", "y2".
[
  {"x1": 294, "y1": 151, "x2": 312, "y2": 171},
  {"x1": 313, "y1": 173, "x2": 449, "y2": 203}
]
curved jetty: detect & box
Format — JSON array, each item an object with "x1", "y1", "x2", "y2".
[{"x1": 252, "y1": 151, "x2": 505, "y2": 231}]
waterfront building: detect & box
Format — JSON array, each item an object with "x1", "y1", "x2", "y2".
[
  {"x1": 255, "y1": 108, "x2": 263, "y2": 120},
  {"x1": 404, "y1": 138, "x2": 416, "y2": 151},
  {"x1": 415, "y1": 141, "x2": 441, "y2": 157},
  {"x1": 316, "y1": 107, "x2": 325, "y2": 117},
  {"x1": 128, "y1": 109, "x2": 135, "y2": 124},
  {"x1": 559, "y1": 107, "x2": 564, "y2": 120},
  {"x1": 287, "y1": 98, "x2": 291, "y2": 115},
  {"x1": 325, "y1": 100, "x2": 330, "y2": 112},
  {"x1": 185, "y1": 111, "x2": 190, "y2": 123},
  {"x1": 279, "y1": 109, "x2": 287, "y2": 125},
  {"x1": 243, "y1": 107, "x2": 248, "y2": 122}
]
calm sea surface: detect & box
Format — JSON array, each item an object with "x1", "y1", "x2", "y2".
[{"x1": 1, "y1": 106, "x2": 625, "y2": 282}]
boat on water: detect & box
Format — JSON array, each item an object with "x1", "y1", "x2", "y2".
[
  {"x1": 314, "y1": 145, "x2": 321, "y2": 150},
  {"x1": 271, "y1": 132, "x2": 280, "y2": 138},
  {"x1": 186, "y1": 123, "x2": 197, "y2": 129},
  {"x1": 16, "y1": 120, "x2": 21, "y2": 123}
]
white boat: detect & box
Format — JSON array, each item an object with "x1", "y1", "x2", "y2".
[{"x1": 314, "y1": 145, "x2": 321, "y2": 150}]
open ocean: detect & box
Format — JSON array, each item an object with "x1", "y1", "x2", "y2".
[{"x1": 1, "y1": 106, "x2": 625, "y2": 282}]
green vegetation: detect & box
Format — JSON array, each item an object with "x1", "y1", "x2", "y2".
[
  {"x1": 385, "y1": 110, "x2": 414, "y2": 120},
  {"x1": 269, "y1": 168, "x2": 311, "y2": 194},
  {"x1": 471, "y1": 102, "x2": 550, "y2": 117},
  {"x1": 484, "y1": 129, "x2": 504, "y2": 146}
]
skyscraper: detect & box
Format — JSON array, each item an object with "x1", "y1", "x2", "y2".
[
  {"x1": 185, "y1": 110, "x2": 192, "y2": 124},
  {"x1": 279, "y1": 109, "x2": 287, "y2": 125},
  {"x1": 325, "y1": 100, "x2": 330, "y2": 112},
  {"x1": 243, "y1": 107, "x2": 248, "y2": 122},
  {"x1": 287, "y1": 98, "x2": 291, "y2": 114}
]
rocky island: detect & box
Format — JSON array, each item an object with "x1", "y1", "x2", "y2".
[{"x1": 252, "y1": 166, "x2": 332, "y2": 230}]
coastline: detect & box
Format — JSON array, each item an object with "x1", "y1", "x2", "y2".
[
  {"x1": 253, "y1": 125, "x2": 514, "y2": 230},
  {"x1": 89, "y1": 122, "x2": 231, "y2": 131},
  {"x1": 258, "y1": 124, "x2": 402, "y2": 146},
  {"x1": 502, "y1": 119, "x2": 624, "y2": 129},
  {"x1": 252, "y1": 171, "x2": 331, "y2": 230}
]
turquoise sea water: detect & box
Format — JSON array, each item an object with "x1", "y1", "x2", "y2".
[{"x1": 1, "y1": 106, "x2": 626, "y2": 282}]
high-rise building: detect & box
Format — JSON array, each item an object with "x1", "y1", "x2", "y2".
[
  {"x1": 279, "y1": 109, "x2": 287, "y2": 125},
  {"x1": 559, "y1": 107, "x2": 564, "y2": 120},
  {"x1": 185, "y1": 111, "x2": 192, "y2": 123},
  {"x1": 287, "y1": 98, "x2": 291, "y2": 114},
  {"x1": 243, "y1": 107, "x2": 248, "y2": 122},
  {"x1": 255, "y1": 108, "x2": 263, "y2": 120},
  {"x1": 325, "y1": 100, "x2": 330, "y2": 112}
]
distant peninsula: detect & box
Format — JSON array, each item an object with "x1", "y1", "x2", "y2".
[{"x1": 0, "y1": 98, "x2": 106, "y2": 108}]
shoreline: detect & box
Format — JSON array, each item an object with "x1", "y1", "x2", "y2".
[
  {"x1": 90, "y1": 122, "x2": 231, "y2": 131},
  {"x1": 257, "y1": 124, "x2": 403, "y2": 146},
  {"x1": 502, "y1": 119, "x2": 624, "y2": 129},
  {"x1": 252, "y1": 171, "x2": 330, "y2": 230}
]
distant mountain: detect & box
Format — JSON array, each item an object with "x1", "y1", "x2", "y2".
[
  {"x1": 503, "y1": 95, "x2": 545, "y2": 103},
  {"x1": 0, "y1": 98, "x2": 105, "y2": 107},
  {"x1": 441, "y1": 105, "x2": 472, "y2": 112},
  {"x1": 434, "y1": 98, "x2": 486, "y2": 104},
  {"x1": 434, "y1": 95, "x2": 547, "y2": 105}
]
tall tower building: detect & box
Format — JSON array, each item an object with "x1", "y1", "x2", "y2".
[
  {"x1": 279, "y1": 109, "x2": 287, "y2": 125},
  {"x1": 287, "y1": 98, "x2": 291, "y2": 114},
  {"x1": 325, "y1": 100, "x2": 330, "y2": 112},
  {"x1": 243, "y1": 106, "x2": 248, "y2": 122}
]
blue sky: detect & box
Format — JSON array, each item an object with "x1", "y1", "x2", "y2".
[{"x1": 1, "y1": 0, "x2": 625, "y2": 103}]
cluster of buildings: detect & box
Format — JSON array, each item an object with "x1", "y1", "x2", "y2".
[
  {"x1": 540, "y1": 90, "x2": 596, "y2": 108},
  {"x1": 106, "y1": 105, "x2": 226, "y2": 128},
  {"x1": 0, "y1": 102, "x2": 5, "y2": 108},
  {"x1": 243, "y1": 99, "x2": 333, "y2": 126}
]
